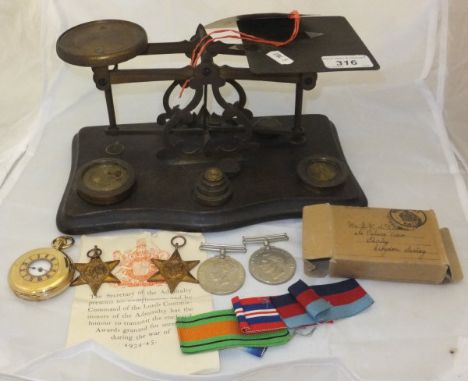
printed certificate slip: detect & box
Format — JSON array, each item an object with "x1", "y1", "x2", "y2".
[{"x1": 67, "y1": 231, "x2": 219, "y2": 374}]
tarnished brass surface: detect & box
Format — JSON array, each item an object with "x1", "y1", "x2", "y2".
[
  {"x1": 83, "y1": 162, "x2": 129, "y2": 192},
  {"x1": 297, "y1": 155, "x2": 348, "y2": 189},
  {"x1": 8, "y1": 236, "x2": 75, "y2": 301},
  {"x1": 77, "y1": 158, "x2": 135, "y2": 205},
  {"x1": 204, "y1": 167, "x2": 223, "y2": 182},
  {"x1": 56, "y1": 19, "x2": 148, "y2": 67},
  {"x1": 194, "y1": 167, "x2": 232, "y2": 207},
  {"x1": 308, "y1": 162, "x2": 338, "y2": 182}
]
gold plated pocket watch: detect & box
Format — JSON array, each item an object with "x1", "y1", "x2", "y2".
[{"x1": 8, "y1": 236, "x2": 75, "y2": 301}]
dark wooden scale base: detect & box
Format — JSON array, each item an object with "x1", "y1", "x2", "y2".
[{"x1": 56, "y1": 114, "x2": 367, "y2": 234}]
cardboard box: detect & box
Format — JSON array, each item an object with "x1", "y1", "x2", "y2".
[{"x1": 303, "y1": 204, "x2": 463, "y2": 284}]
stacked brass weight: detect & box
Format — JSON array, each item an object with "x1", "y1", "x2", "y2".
[{"x1": 194, "y1": 167, "x2": 232, "y2": 207}]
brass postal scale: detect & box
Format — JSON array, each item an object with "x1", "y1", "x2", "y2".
[{"x1": 55, "y1": 12, "x2": 379, "y2": 233}]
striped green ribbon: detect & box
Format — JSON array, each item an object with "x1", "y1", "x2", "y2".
[{"x1": 176, "y1": 309, "x2": 291, "y2": 354}]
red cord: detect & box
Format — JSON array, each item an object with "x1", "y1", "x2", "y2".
[{"x1": 179, "y1": 10, "x2": 300, "y2": 97}]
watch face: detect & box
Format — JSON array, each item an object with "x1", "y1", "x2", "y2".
[
  {"x1": 19, "y1": 254, "x2": 58, "y2": 282},
  {"x1": 9, "y1": 248, "x2": 74, "y2": 301}
]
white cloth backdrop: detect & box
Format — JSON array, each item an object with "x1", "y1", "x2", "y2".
[{"x1": 1, "y1": 0, "x2": 468, "y2": 379}]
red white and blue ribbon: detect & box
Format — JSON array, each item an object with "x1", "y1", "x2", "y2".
[{"x1": 232, "y1": 296, "x2": 287, "y2": 334}]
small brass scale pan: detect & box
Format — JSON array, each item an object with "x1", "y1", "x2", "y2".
[{"x1": 55, "y1": 15, "x2": 379, "y2": 233}]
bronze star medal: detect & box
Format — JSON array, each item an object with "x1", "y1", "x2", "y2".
[
  {"x1": 147, "y1": 235, "x2": 199, "y2": 293},
  {"x1": 70, "y1": 245, "x2": 120, "y2": 295}
]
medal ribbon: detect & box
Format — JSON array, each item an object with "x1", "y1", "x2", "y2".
[
  {"x1": 176, "y1": 309, "x2": 291, "y2": 354},
  {"x1": 270, "y1": 279, "x2": 374, "y2": 329},
  {"x1": 231, "y1": 296, "x2": 287, "y2": 334}
]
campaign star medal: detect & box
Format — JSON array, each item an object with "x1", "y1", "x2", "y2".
[
  {"x1": 70, "y1": 245, "x2": 120, "y2": 295},
  {"x1": 147, "y1": 235, "x2": 199, "y2": 293}
]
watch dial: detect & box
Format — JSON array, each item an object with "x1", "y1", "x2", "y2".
[
  {"x1": 20, "y1": 254, "x2": 58, "y2": 282},
  {"x1": 27, "y1": 259, "x2": 52, "y2": 277},
  {"x1": 9, "y1": 247, "x2": 74, "y2": 301}
]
